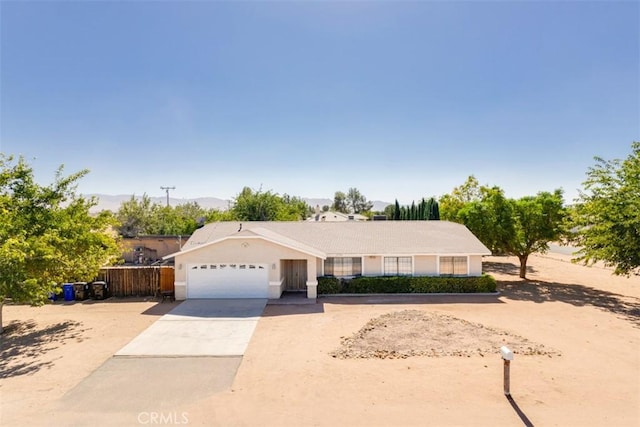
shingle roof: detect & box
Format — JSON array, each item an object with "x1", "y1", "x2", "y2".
[{"x1": 178, "y1": 221, "x2": 491, "y2": 257}]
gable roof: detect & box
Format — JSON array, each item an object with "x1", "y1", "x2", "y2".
[{"x1": 168, "y1": 221, "x2": 491, "y2": 259}]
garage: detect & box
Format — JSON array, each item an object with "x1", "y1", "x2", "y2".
[{"x1": 187, "y1": 263, "x2": 269, "y2": 298}]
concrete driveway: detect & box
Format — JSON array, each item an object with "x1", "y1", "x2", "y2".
[
  {"x1": 50, "y1": 299, "x2": 267, "y2": 426},
  {"x1": 116, "y1": 299, "x2": 267, "y2": 357}
]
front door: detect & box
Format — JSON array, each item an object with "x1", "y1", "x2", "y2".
[{"x1": 283, "y1": 260, "x2": 307, "y2": 291}]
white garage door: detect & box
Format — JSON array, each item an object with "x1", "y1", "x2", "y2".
[{"x1": 187, "y1": 263, "x2": 269, "y2": 298}]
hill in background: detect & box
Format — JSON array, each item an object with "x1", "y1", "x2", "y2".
[{"x1": 86, "y1": 194, "x2": 391, "y2": 214}]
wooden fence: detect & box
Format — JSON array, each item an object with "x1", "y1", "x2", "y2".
[{"x1": 97, "y1": 266, "x2": 175, "y2": 297}]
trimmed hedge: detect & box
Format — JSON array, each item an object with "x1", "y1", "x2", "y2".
[
  {"x1": 317, "y1": 276, "x2": 342, "y2": 294},
  {"x1": 317, "y1": 274, "x2": 496, "y2": 294}
]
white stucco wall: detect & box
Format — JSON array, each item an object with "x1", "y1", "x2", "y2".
[
  {"x1": 173, "y1": 238, "x2": 319, "y2": 299},
  {"x1": 316, "y1": 258, "x2": 324, "y2": 277},
  {"x1": 414, "y1": 255, "x2": 438, "y2": 276},
  {"x1": 469, "y1": 255, "x2": 483, "y2": 276},
  {"x1": 363, "y1": 255, "x2": 381, "y2": 276}
]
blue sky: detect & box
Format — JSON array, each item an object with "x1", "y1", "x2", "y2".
[{"x1": 1, "y1": 1, "x2": 638, "y2": 205}]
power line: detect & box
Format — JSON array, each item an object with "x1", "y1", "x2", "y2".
[{"x1": 160, "y1": 186, "x2": 176, "y2": 207}]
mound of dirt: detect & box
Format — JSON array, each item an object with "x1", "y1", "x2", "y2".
[{"x1": 331, "y1": 310, "x2": 561, "y2": 359}]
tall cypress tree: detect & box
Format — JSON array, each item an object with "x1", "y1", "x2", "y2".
[
  {"x1": 394, "y1": 199, "x2": 401, "y2": 220},
  {"x1": 433, "y1": 200, "x2": 440, "y2": 220},
  {"x1": 428, "y1": 197, "x2": 440, "y2": 220}
]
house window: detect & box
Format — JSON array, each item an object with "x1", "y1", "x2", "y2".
[
  {"x1": 384, "y1": 257, "x2": 412, "y2": 275},
  {"x1": 439, "y1": 256, "x2": 467, "y2": 276},
  {"x1": 325, "y1": 257, "x2": 362, "y2": 277}
]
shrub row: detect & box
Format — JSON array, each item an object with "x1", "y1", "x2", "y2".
[{"x1": 317, "y1": 274, "x2": 496, "y2": 294}]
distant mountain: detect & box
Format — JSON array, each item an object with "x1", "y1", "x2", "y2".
[
  {"x1": 87, "y1": 194, "x2": 391, "y2": 214},
  {"x1": 305, "y1": 199, "x2": 333, "y2": 211},
  {"x1": 86, "y1": 194, "x2": 230, "y2": 213},
  {"x1": 371, "y1": 200, "x2": 392, "y2": 212}
]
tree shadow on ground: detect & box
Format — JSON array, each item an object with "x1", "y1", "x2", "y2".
[
  {"x1": 485, "y1": 262, "x2": 640, "y2": 328},
  {"x1": 484, "y1": 261, "x2": 537, "y2": 276},
  {"x1": 0, "y1": 319, "x2": 86, "y2": 379}
]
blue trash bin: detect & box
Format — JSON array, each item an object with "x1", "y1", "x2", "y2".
[{"x1": 63, "y1": 283, "x2": 75, "y2": 301}]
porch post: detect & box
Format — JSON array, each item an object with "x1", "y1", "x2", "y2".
[{"x1": 306, "y1": 258, "x2": 318, "y2": 299}]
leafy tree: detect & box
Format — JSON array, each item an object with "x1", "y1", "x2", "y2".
[
  {"x1": 439, "y1": 175, "x2": 481, "y2": 222},
  {"x1": 231, "y1": 187, "x2": 309, "y2": 221},
  {"x1": 442, "y1": 176, "x2": 565, "y2": 278},
  {"x1": 280, "y1": 194, "x2": 312, "y2": 220},
  {"x1": 116, "y1": 197, "x2": 232, "y2": 235},
  {"x1": 115, "y1": 194, "x2": 155, "y2": 237},
  {"x1": 205, "y1": 208, "x2": 236, "y2": 222},
  {"x1": 509, "y1": 190, "x2": 565, "y2": 278},
  {"x1": 332, "y1": 191, "x2": 348, "y2": 213},
  {"x1": 0, "y1": 155, "x2": 120, "y2": 333},
  {"x1": 232, "y1": 187, "x2": 281, "y2": 221},
  {"x1": 458, "y1": 185, "x2": 564, "y2": 278},
  {"x1": 571, "y1": 142, "x2": 640, "y2": 275},
  {"x1": 346, "y1": 187, "x2": 374, "y2": 214},
  {"x1": 150, "y1": 202, "x2": 217, "y2": 235},
  {"x1": 458, "y1": 186, "x2": 515, "y2": 255}
]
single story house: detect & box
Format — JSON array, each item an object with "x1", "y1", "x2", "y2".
[
  {"x1": 307, "y1": 211, "x2": 369, "y2": 222},
  {"x1": 164, "y1": 221, "x2": 491, "y2": 300}
]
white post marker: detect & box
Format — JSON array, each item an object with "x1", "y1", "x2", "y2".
[{"x1": 500, "y1": 346, "x2": 514, "y2": 396}]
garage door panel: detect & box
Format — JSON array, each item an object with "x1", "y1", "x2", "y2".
[{"x1": 187, "y1": 263, "x2": 269, "y2": 298}]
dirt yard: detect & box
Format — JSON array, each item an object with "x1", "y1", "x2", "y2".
[{"x1": 1, "y1": 254, "x2": 639, "y2": 426}]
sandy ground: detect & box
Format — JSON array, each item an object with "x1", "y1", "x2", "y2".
[
  {"x1": 1, "y1": 254, "x2": 639, "y2": 426},
  {"x1": 0, "y1": 298, "x2": 181, "y2": 425}
]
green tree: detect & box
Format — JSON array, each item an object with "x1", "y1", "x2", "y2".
[
  {"x1": 510, "y1": 190, "x2": 565, "y2": 278},
  {"x1": 427, "y1": 197, "x2": 440, "y2": 220},
  {"x1": 393, "y1": 199, "x2": 401, "y2": 220},
  {"x1": 439, "y1": 175, "x2": 481, "y2": 222},
  {"x1": 346, "y1": 187, "x2": 374, "y2": 214},
  {"x1": 205, "y1": 208, "x2": 236, "y2": 222},
  {"x1": 444, "y1": 176, "x2": 565, "y2": 278},
  {"x1": 231, "y1": 187, "x2": 309, "y2": 221},
  {"x1": 280, "y1": 194, "x2": 311, "y2": 220},
  {"x1": 149, "y1": 202, "x2": 215, "y2": 235},
  {"x1": 115, "y1": 194, "x2": 155, "y2": 237},
  {"x1": 332, "y1": 191, "x2": 348, "y2": 213},
  {"x1": 571, "y1": 142, "x2": 640, "y2": 275},
  {"x1": 459, "y1": 186, "x2": 515, "y2": 255},
  {"x1": 116, "y1": 197, "x2": 234, "y2": 235},
  {"x1": 0, "y1": 155, "x2": 120, "y2": 333}
]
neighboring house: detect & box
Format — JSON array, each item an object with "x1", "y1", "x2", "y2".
[
  {"x1": 122, "y1": 235, "x2": 188, "y2": 265},
  {"x1": 164, "y1": 221, "x2": 491, "y2": 300},
  {"x1": 308, "y1": 211, "x2": 368, "y2": 222}
]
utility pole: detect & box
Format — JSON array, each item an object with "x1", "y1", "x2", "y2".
[{"x1": 160, "y1": 186, "x2": 175, "y2": 207}]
